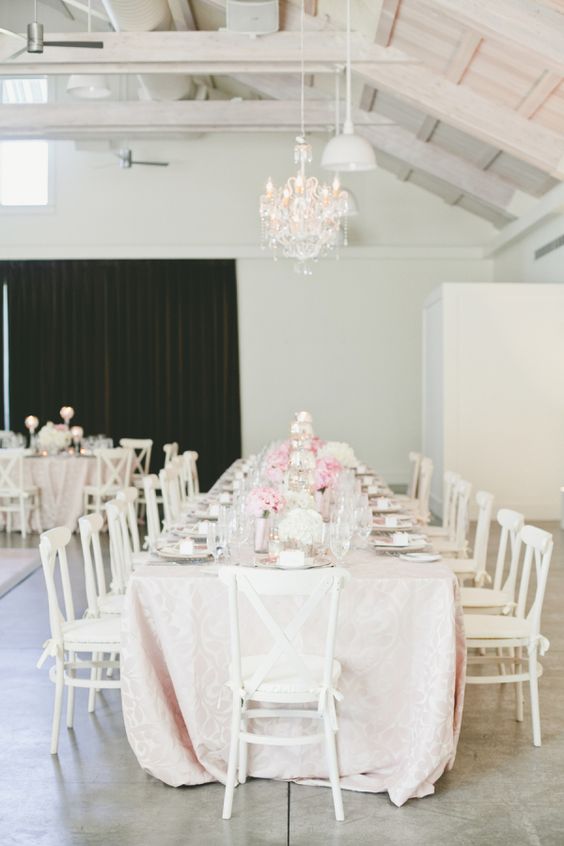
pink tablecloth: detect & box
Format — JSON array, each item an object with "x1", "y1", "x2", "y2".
[
  {"x1": 24, "y1": 455, "x2": 97, "y2": 531},
  {"x1": 120, "y1": 552, "x2": 466, "y2": 807}
]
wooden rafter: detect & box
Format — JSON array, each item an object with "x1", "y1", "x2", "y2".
[{"x1": 167, "y1": 0, "x2": 197, "y2": 31}]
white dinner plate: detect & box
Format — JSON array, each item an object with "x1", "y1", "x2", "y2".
[
  {"x1": 399, "y1": 552, "x2": 442, "y2": 563},
  {"x1": 254, "y1": 558, "x2": 334, "y2": 571},
  {"x1": 156, "y1": 545, "x2": 212, "y2": 562},
  {"x1": 371, "y1": 539, "x2": 427, "y2": 552},
  {"x1": 370, "y1": 504, "x2": 403, "y2": 514}
]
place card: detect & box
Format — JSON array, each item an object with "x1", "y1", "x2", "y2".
[
  {"x1": 219, "y1": 493, "x2": 231, "y2": 505},
  {"x1": 179, "y1": 539, "x2": 194, "y2": 555},
  {"x1": 198, "y1": 520, "x2": 210, "y2": 533},
  {"x1": 384, "y1": 516, "x2": 399, "y2": 527},
  {"x1": 279, "y1": 549, "x2": 305, "y2": 568},
  {"x1": 209, "y1": 504, "x2": 220, "y2": 518},
  {"x1": 392, "y1": 532, "x2": 410, "y2": 546},
  {"x1": 376, "y1": 497, "x2": 391, "y2": 508}
]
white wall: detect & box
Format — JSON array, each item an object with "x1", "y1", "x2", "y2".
[
  {"x1": 423, "y1": 283, "x2": 564, "y2": 519},
  {"x1": 238, "y1": 260, "x2": 492, "y2": 481},
  {"x1": 494, "y1": 212, "x2": 564, "y2": 284}
]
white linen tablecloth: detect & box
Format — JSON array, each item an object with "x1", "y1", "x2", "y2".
[
  {"x1": 120, "y1": 551, "x2": 466, "y2": 807},
  {"x1": 23, "y1": 455, "x2": 97, "y2": 531}
]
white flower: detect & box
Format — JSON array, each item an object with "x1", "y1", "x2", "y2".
[
  {"x1": 318, "y1": 441, "x2": 357, "y2": 469},
  {"x1": 37, "y1": 422, "x2": 70, "y2": 452},
  {"x1": 281, "y1": 484, "x2": 316, "y2": 512},
  {"x1": 279, "y1": 508, "x2": 323, "y2": 546}
]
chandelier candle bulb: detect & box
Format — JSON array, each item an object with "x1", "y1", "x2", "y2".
[
  {"x1": 59, "y1": 406, "x2": 75, "y2": 426},
  {"x1": 24, "y1": 415, "x2": 39, "y2": 433}
]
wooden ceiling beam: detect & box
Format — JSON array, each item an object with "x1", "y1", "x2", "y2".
[{"x1": 426, "y1": 0, "x2": 564, "y2": 76}]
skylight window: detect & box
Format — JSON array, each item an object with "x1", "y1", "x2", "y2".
[{"x1": 0, "y1": 78, "x2": 50, "y2": 207}]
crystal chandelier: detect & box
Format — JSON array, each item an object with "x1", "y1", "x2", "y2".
[{"x1": 259, "y1": 1, "x2": 349, "y2": 276}]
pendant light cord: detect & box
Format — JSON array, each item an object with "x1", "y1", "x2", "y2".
[
  {"x1": 345, "y1": 0, "x2": 352, "y2": 130},
  {"x1": 299, "y1": 0, "x2": 305, "y2": 139},
  {"x1": 88, "y1": 0, "x2": 92, "y2": 33}
]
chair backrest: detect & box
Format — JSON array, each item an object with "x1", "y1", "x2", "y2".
[
  {"x1": 163, "y1": 442, "x2": 179, "y2": 467},
  {"x1": 117, "y1": 486, "x2": 141, "y2": 553},
  {"x1": 0, "y1": 448, "x2": 26, "y2": 494},
  {"x1": 119, "y1": 438, "x2": 153, "y2": 482},
  {"x1": 471, "y1": 490, "x2": 494, "y2": 572},
  {"x1": 406, "y1": 451, "x2": 422, "y2": 499},
  {"x1": 515, "y1": 525, "x2": 553, "y2": 640},
  {"x1": 183, "y1": 450, "x2": 200, "y2": 498},
  {"x1": 142, "y1": 473, "x2": 161, "y2": 547},
  {"x1": 417, "y1": 457, "x2": 433, "y2": 520},
  {"x1": 94, "y1": 447, "x2": 133, "y2": 495},
  {"x1": 451, "y1": 479, "x2": 472, "y2": 547},
  {"x1": 39, "y1": 526, "x2": 74, "y2": 644},
  {"x1": 441, "y1": 471, "x2": 461, "y2": 531},
  {"x1": 105, "y1": 498, "x2": 132, "y2": 592},
  {"x1": 171, "y1": 455, "x2": 187, "y2": 505},
  {"x1": 78, "y1": 512, "x2": 107, "y2": 615},
  {"x1": 219, "y1": 566, "x2": 350, "y2": 700},
  {"x1": 159, "y1": 465, "x2": 181, "y2": 527},
  {"x1": 492, "y1": 508, "x2": 525, "y2": 597}
]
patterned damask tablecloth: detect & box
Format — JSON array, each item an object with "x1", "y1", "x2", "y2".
[
  {"x1": 24, "y1": 455, "x2": 97, "y2": 530},
  {"x1": 120, "y1": 552, "x2": 466, "y2": 807}
]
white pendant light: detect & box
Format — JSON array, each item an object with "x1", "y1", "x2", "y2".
[
  {"x1": 67, "y1": 74, "x2": 111, "y2": 99},
  {"x1": 66, "y1": 2, "x2": 111, "y2": 101},
  {"x1": 321, "y1": 0, "x2": 376, "y2": 172}
]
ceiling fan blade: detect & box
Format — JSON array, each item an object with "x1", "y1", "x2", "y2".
[
  {"x1": 43, "y1": 40, "x2": 104, "y2": 48},
  {"x1": 0, "y1": 27, "x2": 25, "y2": 40},
  {"x1": 4, "y1": 45, "x2": 30, "y2": 60},
  {"x1": 132, "y1": 161, "x2": 170, "y2": 167}
]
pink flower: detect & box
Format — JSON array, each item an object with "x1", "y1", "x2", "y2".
[
  {"x1": 310, "y1": 436, "x2": 325, "y2": 454},
  {"x1": 315, "y1": 456, "x2": 342, "y2": 492},
  {"x1": 264, "y1": 442, "x2": 290, "y2": 484},
  {"x1": 246, "y1": 486, "x2": 286, "y2": 518}
]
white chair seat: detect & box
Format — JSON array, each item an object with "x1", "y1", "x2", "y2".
[
  {"x1": 440, "y1": 556, "x2": 477, "y2": 576},
  {"x1": 97, "y1": 593, "x2": 125, "y2": 615},
  {"x1": 62, "y1": 616, "x2": 121, "y2": 649},
  {"x1": 84, "y1": 484, "x2": 121, "y2": 497},
  {"x1": 425, "y1": 525, "x2": 449, "y2": 537},
  {"x1": 464, "y1": 614, "x2": 531, "y2": 642},
  {"x1": 461, "y1": 587, "x2": 512, "y2": 609},
  {"x1": 241, "y1": 654, "x2": 342, "y2": 696},
  {"x1": 0, "y1": 485, "x2": 38, "y2": 497}
]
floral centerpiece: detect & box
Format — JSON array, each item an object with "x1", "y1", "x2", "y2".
[
  {"x1": 314, "y1": 455, "x2": 342, "y2": 520},
  {"x1": 37, "y1": 422, "x2": 71, "y2": 454},
  {"x1": 264, "y1": 442, "x2": 291, "y2": 485},
  {"x1": 246, "y1": 486, "x2": 286, "y2": 554},
  {"x1": 318, "y1": 440, "x2": 357, "y2": 469},
  {"x1": 279, "y1": 508, "x2": 323, "y2": 554}
]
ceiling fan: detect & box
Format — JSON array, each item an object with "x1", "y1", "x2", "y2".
[
  {"x1": 0, "y1": 0, "x2": 103, "y2": 59},
  {"x1": 116, "y1": 149, "x2": 170, "y2": 170}
]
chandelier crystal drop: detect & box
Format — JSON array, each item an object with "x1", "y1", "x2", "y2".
[{"x1": 258, "y1": 0, "x2": 349, "y2": 276}]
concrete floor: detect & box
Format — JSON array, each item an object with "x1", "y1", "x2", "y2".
[{"x1": 0, "y1": 523, "x2": 563, "y2": 846}]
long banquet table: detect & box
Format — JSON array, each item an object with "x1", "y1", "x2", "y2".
[
  {"x1": 120, "y1": 463, "x2": 466, "y2": 808},
  {"x1": 24, "y1": 454, "x2": 97, "y2": 531}
]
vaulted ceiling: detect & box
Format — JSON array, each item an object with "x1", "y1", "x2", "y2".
[{"x1": 1, "y1": 0, "x2": 563, "y2": 229}]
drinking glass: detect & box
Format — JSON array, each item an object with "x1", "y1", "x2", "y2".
[
  {"x1": 356, "y1": 505, "x2": 373, "y2": 547},
  {"x1": 207, "y1": 522, "x2": 221, "y2": 564},
  {"x1": 329, "y1": 519, "x2": 352, "y2": 565}
]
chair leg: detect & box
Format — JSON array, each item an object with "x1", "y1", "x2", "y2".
[
  {"x1": 66, "y1": 651, "x2": 75, "y2": 728},
  {"x1": 238, "y1": 711, "x2": 248, "y2": 785},
  {"x1": 88, "y1": 653, "x2": 99, "y2": 713},
  {"x1": 51, "y1": 659, "x2": 65, "y2": 755},
  {"x1": 19, "y1": 498, "x2": 27, "y2": 539},
  {"x1": 323, "y1": 713, "x2": 344, "y2": 822},
  {"x1": 34, "y1": 497, "x2": 42, "y2": 534},
  {"x1": 529, "y1": 649, "x2": 541, "y2": 747},
  {"x1": 515, "y1": 646, "x2": 524, "y2": 722},
  {"x1": 222, "y1": 694, "x2": 242, "y2": 820},
  {"x1": 107, "y1": 651, "x2": 116, "y2": 678}
]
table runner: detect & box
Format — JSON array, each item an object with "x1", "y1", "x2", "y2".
[{"x1": 120, "y1": 551, "x2": 465, "y2": 807}]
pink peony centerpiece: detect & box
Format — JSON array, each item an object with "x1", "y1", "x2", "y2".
[
  {"x1": 314, "y1": 456, "x2": 342, "y2": 493},
  {"x1": 264, "y1": 442, "x2": 291, "y2": 485},
  {"x1": 310, "y1": 435, "x2": 325, "y2": 455},
  {"x1": 246, "y1": 486, "x2": 286, "y2": 519}
]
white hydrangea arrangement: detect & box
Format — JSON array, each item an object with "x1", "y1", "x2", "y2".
[
  {"x1": 37, "y1": 422, "x2": 71, "y2": 453},
  {"x1": 318, "y1": 440, "x2": 357, "y2": 469},
  {"x1": 279, "y1": 508, "x2": 323, "y2": 547},
  {"x1": 281, "y1": 485, "x2": 316, "y2": 512}
]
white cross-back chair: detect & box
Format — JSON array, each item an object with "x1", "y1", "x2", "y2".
[
  {"x1": 431, "y1": 479, "x2": 471, "y2": 557},
  {"x1": 440, "y1": 491, "x2": 494, "y2": 584},
  {"x1": 464, "y1": 525, "x2": 553, "y2": 746},
  {"x1": 0, "y1": 448, "x2": 41, "y2": 538},
  {"x1": 142, "y1": 473, "x2": 162, "y2": 548},
  {"x1": 461, "y1": 508, "x2": 524, "y2": 613},
  {"x1": 105, "y1": 498, "x2": 132, "y2": 593},
  {"x1": 163, "y1": 441, "x2": 179, "y2": 467},
  {"x1": 413, "y1": 456, "x2": 433, "y2": 522},
  {"x1": 395, "y1": 451, "x2": 422, "y2": 504},
  {"x1": 119, "y1": 438, "x2": 153, "y2": 486},
  {"x1": 159, "y1": 465, "x2": 182, "y2": 528},
  {"x1": 37, "y1": 526, "x2": 121, "y2": 754},
  {"x1": 425, "y1": 471, "x2": 461, "y2": 537},
  {"x1": 183, "y1": 450, "x2": 201, "y2": 499},
  {"x1": 171, "y1": 455, "x2": 188, "y2": 506},
  {"x1": 117, "y1": 487, "x2": 154, "y2": 566},
  {"x1": 219, "y1": 566, "x2": 350, "y2": 822},
  {"x1": 78, "y1": 512, "x2": 124, "y2": 618},
  {"x1": 84, "y1": 447, "x2": 133, "y2": 515}
]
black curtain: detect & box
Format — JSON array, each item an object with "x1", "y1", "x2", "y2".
[{"x1": 2, "y1": 259, "x2": 241, "y2": 489}]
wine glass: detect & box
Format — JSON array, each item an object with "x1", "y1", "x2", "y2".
[
  {"x1": 229, "y1": 509, "x2": 250, "y2": 565},
  {"x1": 329, "y1": 519, "x2": 352, "y2": 565},
  {"x1": 355, "y1": 505, "x2": 373, "y2": 547},
  {"x1": 207, "y1": 522, "x2": 221, "y2": 564}
]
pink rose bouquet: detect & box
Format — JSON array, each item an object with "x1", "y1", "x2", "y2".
[
  {"x1": 246, "y1": 486, "x2": 286, "y2": 518},
  {"x1": 264, "y1": 442, "x2": 290, "y2": 485},
  {"x1": 315, "y1": 456, "x2": 342, "y2": 493},
  {"x1": 310, "y1": 435, "x2": 325, "y2": 454}
]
